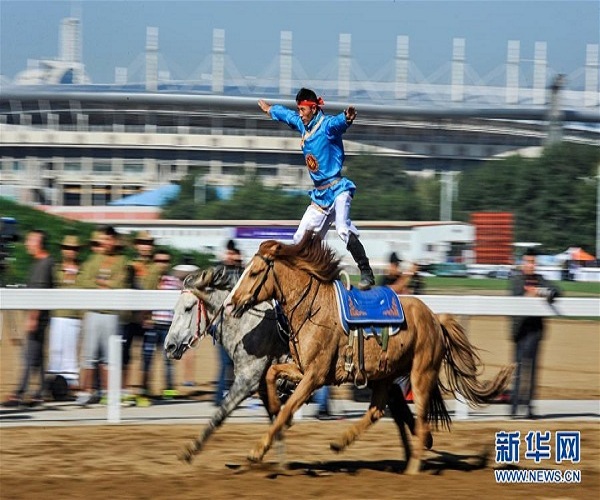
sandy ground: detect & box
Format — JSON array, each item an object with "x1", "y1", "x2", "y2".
[
  {"x1": 2, "y1": 315, "x2": 599, "y2": 401},
  {"x1": 1, "y1": 315, "x2": 599, "y2": 499},
  {"x1": 1, "y1": 421, "x2": 598, "y2": 499}
]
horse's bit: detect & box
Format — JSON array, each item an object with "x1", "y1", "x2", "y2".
[{"x1": 180, "y1": 289, "x2": 222, "y2": 352}]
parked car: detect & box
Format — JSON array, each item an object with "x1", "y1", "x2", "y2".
[
  {"x1": 487, "y1": 266, "x2": 513, "y2": 279},
  {"x1": 430, "y1": 262, "x2": 468, "y2": 277}
]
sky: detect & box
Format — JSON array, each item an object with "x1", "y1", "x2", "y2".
[{"x1": 0, "y1": 0, "x2": 598, "y2": 85}]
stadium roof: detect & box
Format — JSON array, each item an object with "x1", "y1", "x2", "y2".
[{"x1": 109, "y1": 184, "x2": 180, "y2": 207}]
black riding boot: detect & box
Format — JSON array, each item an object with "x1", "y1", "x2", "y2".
[{"x1": 346, "y1": 233, "x2": 375, "y2": 290}]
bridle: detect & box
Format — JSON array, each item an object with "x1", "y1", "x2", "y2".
[
  {"x1": 239, "y1": 253, "x2": 322, "y2": 372},
  {"x1": 244, "y1": 254, "x2": 286, "y2": 310},
  {"x1": 180, "y1": 289, "x2": 224, "y2": 352}
]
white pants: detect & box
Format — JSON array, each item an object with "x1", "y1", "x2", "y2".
[
  {"x1": 81, "y1": 312, "x2": 119, "y2": 369},
  {"x1": 47, "y1": 317, "x2": 81, "y2": 377},
  {"x1": 293, "y1": 191, "x2": 358, "y2": 245}
]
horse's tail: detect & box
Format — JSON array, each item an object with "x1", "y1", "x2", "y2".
[
  {"x1": 428, "y1": 383, "x2": 452, "y2": 431},
  {"x1": 437, "y1": 313, "x2": 513, "y2": 406}
]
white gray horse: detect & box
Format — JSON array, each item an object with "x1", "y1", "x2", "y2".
[
  {"x1": 165, "y1": 266, "x2": 420, "y2": 465},
  {"x1": 164, "y1": 266, "x2": 290, "y2": 463}
]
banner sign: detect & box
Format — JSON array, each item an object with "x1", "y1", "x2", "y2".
[{"x1": 235, "y1": 227, "x2": 296, "y2": 240}]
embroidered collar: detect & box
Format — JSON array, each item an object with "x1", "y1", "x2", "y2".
[{"x1": 301, "y1": 113, "x2": 325, "y2": 148}]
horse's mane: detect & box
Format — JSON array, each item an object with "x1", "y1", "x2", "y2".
[{"x1": 259, "y1": 232, "x2": 341, "y2": 282}]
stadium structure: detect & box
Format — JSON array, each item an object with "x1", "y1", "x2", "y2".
[{"x1": 0, "y1": 18, "x2": 598, "y2": 210}]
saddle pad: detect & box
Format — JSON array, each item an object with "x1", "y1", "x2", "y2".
[{"x1": 334, "y1": 281, "x2": 405, "y2": 333}]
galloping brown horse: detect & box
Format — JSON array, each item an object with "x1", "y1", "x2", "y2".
[{"x1": 227, "y1": 232, "x2": 512, "y2": 474}]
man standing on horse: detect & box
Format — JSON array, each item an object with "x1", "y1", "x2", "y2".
[{"x1": 258, "y1": 88, "x2": 375, "y2": 290}]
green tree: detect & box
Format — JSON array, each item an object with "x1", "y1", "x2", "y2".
[
  {"x1": 345, "y1": 155, "x2": 425, "y2": 220},
  {"x1": 163, "y1": 175, "x2": 307, "y2": 220},
  {"x1": 457, "y1": 142, "x2": 598, "y2": 253},
  {"x1": 161, "y1": 144, "x2": 598, "y2": 254}
]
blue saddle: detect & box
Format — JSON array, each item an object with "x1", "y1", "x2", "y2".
[{"x1": 333, "y1": 281, "x2": 405, "y2": 335}]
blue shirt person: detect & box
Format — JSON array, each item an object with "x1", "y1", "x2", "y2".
[{"x1": 258, "y1": 87, "x2": 375, "y2": 289}]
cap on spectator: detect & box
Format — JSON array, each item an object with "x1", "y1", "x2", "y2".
[
  {"x1": 135, "y1": 230, "x2": 154, "y2": 244},
  {"x1": 90, "y1": 230, "x2": 103, "y2": 246},
  {"x1": 61, "y1": 235, "x2": 81, "y2": 248},
  {"x1": 524, "y1": 247, "x2": 539, "y2": 257},
  {"x1": 226, "y1": 239, "x2": 238, "y2": 251},
  {"x1": 389, "y1": 252, "x2": 402, "y2": 264}
]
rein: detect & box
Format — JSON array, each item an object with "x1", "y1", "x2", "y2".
[
  {"x1": 253, "y1": 255, "x2": 286, "y2": 306},
  {"x1": 252, "y1": 254, "x2": 324, "y2": 373},
  {"x1": 181, "y1": 289, "x2": 224, "y2": 349}
]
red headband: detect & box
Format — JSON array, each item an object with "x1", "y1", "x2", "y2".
[{"x1": 297, "y1": 96, "x2": 325, "y2": 107}]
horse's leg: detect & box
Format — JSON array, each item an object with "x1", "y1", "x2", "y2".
[
  {"x1": 179, "y1": 374, "x2": 256, "y2": 463},
  {"x1": 388, "y1": 382, "x2": 414, "y2": 460},
  {"x1": 405, "y1": 366, "x2": 437, "y2": 475},
  {"x1": 257, "y1": 377, "x2": 287, "y2": 466},
  {"x1": 264, "y1": 362, "x2": 302, "y2": 416},
  {"x1": 330, "y1": 380, "x2": 390, "y2": 453},
  {"x1": 388, "y1": 382, "x2": 434, "y2": 451},
  {"x1": 248, "y1": 364, "x2": 315, "y2": 463}
]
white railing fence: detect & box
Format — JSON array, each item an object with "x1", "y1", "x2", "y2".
[
  {"x1": 0, "y1": 289, "x2": 597, "y2": 423},
  {"x1": 0, "y1": 289, "x2": 598, "y2": 317}
]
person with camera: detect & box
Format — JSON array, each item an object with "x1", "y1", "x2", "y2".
[
  {"x1": 510, "y1": 247, "x2": 560, "y2": 419},
  {"x1": 4, "y1": 229, "x2": 54, "y2": 407},
  {"x1": 381, "y1": 252, "x2": 423, "y2": 296}
]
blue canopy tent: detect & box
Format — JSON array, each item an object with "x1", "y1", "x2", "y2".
[{"x1": 109, "y1": 184, "x2": 180, "y2": 206}]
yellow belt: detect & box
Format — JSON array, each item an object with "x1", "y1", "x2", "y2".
[{"x1": 315, "y1": 177, "x2": 341, "y2": 191}]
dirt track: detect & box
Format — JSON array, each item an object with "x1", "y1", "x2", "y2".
[
  {"x1": 1, "y1": 421, "x2": 598, "y2": 499},
  {"x1": 1, "y1": 316, "x2": 599, "y2": 499}
]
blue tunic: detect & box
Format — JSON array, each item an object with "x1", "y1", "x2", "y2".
[{"x1": 270, "y1": 105, "x2": 356, "y2": 208}]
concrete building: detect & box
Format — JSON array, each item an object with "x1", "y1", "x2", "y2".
[{"x1": 1, "y1": 20, "x2": 598, "y2": 208}]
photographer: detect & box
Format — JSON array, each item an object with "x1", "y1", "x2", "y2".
[{"x1": 510, "y1": 247, "x2": 560, "y2": 419}]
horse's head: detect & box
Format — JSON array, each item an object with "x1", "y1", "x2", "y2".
[
  {"x1": 164, "y1": 266, "x2": 232, "y2": 359},
  {"x1": 226, "y1": 240, "x2": 282, "y2": 318}
]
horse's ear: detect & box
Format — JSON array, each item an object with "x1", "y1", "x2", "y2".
[
  {"x1": 183, "y1": 273, "x2": 196, "y2": 289},
  {"x1": 192, "y1": 269, "x2": 208, "y2": 290},
  {"x1": 263, "y1": 241, "x2": 283, "y2": 258},
  {"x1": 212, "y1": 264, "x2": 231, "y2": 289}
]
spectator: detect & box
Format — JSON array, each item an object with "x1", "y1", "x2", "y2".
[
  {"x1": 122, "y1": 230, "x2": 159, "y2": 405},
  {"x1": 4, "y1": 229, "x2": 54, "y2": 407},
  {"x1": 313, "y1": 386, "x2": 334, "y2": 419},
  {"x1": 75, "y1": 226, "x2": 128, "y2": 406},
  {"x1": 510, "y1": 247, "x2": 560, "y2": 419},
  {"x1": 139, "y1": 249, "x2": 182, "y2": 405},
  {"x1": 172, "y1": 257, "x2": 200, "y2": 387},
  {"x1": 87, "y1": 229, "x2": 104, "y2": 395},
  {"x1": 383, "y1": 253, "x2": 424, "y2": 403},
  {"x1": 222, "y1": 239, "x2": 243, "y2": 280},
  {"x1": 47, "y1": 235, "x2": 82, "y2": 397},
  {"x1": 214, "y1": 240, "x2": 243, "y2": 405},
  {"x1": 379, "y1": 252, "x2": 403, "y2": 286},
  {"x1": 89, "y1": 230, "x2": 103, "y2": 254},
  {"x1": 383, "y1": 254, "x2": 422, "y2": 296}
]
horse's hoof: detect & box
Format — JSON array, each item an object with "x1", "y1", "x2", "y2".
[
  {"x1": 178, "y1": 450, "x2": 193, "y2": 464},
  {"x1": 247, "y1": 449, "x2": 264, "y2": 463},
  {"x1": 405, "y1": 460, "x2": 421, "y2": 475},
  {"x1": 425, "y1": 433, "x2": 434, "y2": 450},
  {"x1": 178, "y1": 444, "x2": 196, "y2": 463},
  {"x1": 330, "y1": 441, "x2": 344, "y2": 453}
]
